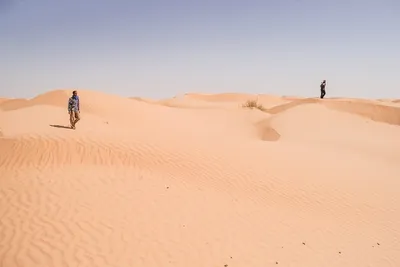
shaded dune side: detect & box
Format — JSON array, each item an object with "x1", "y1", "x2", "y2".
[
  {"x1": 0, "y1": 90, "x2": 70, "y2": 111},
  {"x1": 154, "y1": 97, "x2": 238, "y2": 110},
  {"x1": 129, "y1": 96, "x2": 158, "y2": 104},
  {"x1": 324, "y1": 101, "x2": 400, "y2": 126},
  {"x1": 0, "y1": 98, "x2": 9, "y2": 104},
  {"x1": 253, "y1": 118, "x2": 281, "y2": 141},
  {"x1": 0, "y1": 98, "x2": 30, "y2": 111},
  {"x1": 30, "y1": 90, "x2": 70, "y2": 107},
  {"x1": 186, "y1": 92, "x2": 285, "y2": 102},
  {"x1": 260, "y1": 97, "x2": 400, "y2": 126},
  {"x1": 185, "y1": 93, "x2": 289, "y2": 110},
  {"x1": 281, "y1": 96, "x2": 304, "y2": 101},
  {"x1": 376, "y1": 98, "x2": 400, "y2": 104},
  {"x1": 184, "y1": 93, "x2": 257, "y2": 103},
  {"x1": 265, "y1": 98, "x2": 319, "y2": 114}
]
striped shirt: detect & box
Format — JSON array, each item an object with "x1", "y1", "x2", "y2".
[{"x1": 68, "y1": 96, "x2": 80, "y2": 112}]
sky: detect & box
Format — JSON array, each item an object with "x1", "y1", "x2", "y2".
[{"x1": 0, "y1": 0, "x2": 399, "y2": 99}]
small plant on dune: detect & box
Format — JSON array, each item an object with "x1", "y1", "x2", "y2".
[{"x1": 242, "y1": 99, "x2": 265, "y2": 111}]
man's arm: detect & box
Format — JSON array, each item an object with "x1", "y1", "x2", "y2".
[
  {"x1": 68, "y1": 98, "x2": 72, "y2": 112},
  {"x1": 77, "y1": 97, "x2": 80, "y2": 111}
]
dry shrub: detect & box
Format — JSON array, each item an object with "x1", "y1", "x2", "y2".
[{"x1": 242, "y1": 99, "x2": 265, "y2": 111}]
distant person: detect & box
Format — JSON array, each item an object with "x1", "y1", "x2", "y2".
[
  {"x1": 68, "y1": 90, "x2": 80, "y2": 129},
  {"x1": 320, "y1": 80, "x2": 326, "y2": 99}
]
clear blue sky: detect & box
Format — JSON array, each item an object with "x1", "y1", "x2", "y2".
[{"x1": 1, "y1": 0, "x2": 399, "y2": 99}]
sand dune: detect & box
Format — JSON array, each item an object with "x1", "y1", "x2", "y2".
[
  {"x1": 185, "y1": 92, "x2": 258, "y2": 102},
  {"x1": 261, "y1": 97, "x2": 400, "y2": 126},
  {"x1": 129, "y1": 96, "x2": 159, "y2": 105},
  {"x1": 0, "y1": 98, "x2": 30, "y2": 111},
  {"x1": 155, "y1": 95, "x2": 240, "y2": 110},
  {"x1": 185, "y1": 92, "x2": 289, "y2": 109},
  {"x1": 1, "y1": 90, "x2": 400, "y2": 267},
  {"x1": 324, "y1": 100, "x2": 400, "y2": 126}
]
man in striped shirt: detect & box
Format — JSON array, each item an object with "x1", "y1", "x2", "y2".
[{"x1": 68, "y1": 90, "x2": 80, "y2": 129}]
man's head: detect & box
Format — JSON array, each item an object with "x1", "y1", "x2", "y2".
[
  {"x1": 72, "y1": 90, "x2": 78, "y2": 96},
  {"x1": 322, "y1": 80, "x2": 326, "y2": 83}
]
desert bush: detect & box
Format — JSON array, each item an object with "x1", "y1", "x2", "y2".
[{"x1": 242, "y1": 99, "x2": 265, "y2": 111}]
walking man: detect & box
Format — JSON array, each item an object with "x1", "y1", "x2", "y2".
[
  {"x1": 320, "y1": 80, "x2": 326, "y2": 99},
  {"x1": 68, "y1": 90, "x2": 80, "y2": 129}
]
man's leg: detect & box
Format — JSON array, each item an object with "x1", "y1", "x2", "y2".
[
  {"x1": 70, "y1": 111, "x2": 75, "y2": 128},
  {"x1": 320, "y1": 89, "x2": 326, "y2": 99},
  {"x1": 74, "y1": 112, "x2": 81, "y2": 126}
]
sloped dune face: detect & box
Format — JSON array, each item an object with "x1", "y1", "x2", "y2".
[
  {"x1": 129, "y1": 96, "x2": 157, "y2": 103},
  {"x1": 0, "y1": 90, "x2": 71, "y2": 111},
  {"x1": 155, "y1": 95, "x2": 240, "y2": 110},
  {"x1": 1, "y1": 90, "x2": 400, "y2": 267},
  {"x1": 324, "y1": 100, "x2": 400, "y2": 126},
  {"x1": 269, "y1": 103, "x2": 400, "y2": 147},
  {"x1": 185, "y1": 93, "x2": 288, "y2": 109},
  {"x1": 185, "y1": 92, "x2": 256, "y2": 102},
  {"x1": 30, "y1": 90, "x2": 71, "y2": 107},
  {"x1": 0, "y1": 98, "x2": 30, "y2": 111},
  {"x1": 263, "y1": 97, "x2": 400, "y2": 127}
]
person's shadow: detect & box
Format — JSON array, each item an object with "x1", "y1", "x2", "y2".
[{"x1": 49, "y1": 124, "x2": 72, "y2": 130}]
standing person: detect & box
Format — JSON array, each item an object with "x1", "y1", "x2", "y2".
[
  {"x1": 68, "y1": 90, "x2": 80, "y2": 129},
  {"x1": 320, "y1": 80, "x2": 326, "y2": 99}
]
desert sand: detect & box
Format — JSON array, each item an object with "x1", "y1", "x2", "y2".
[{"x1": 1, "y1": 89, "x2": 400, "y2": 267}]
